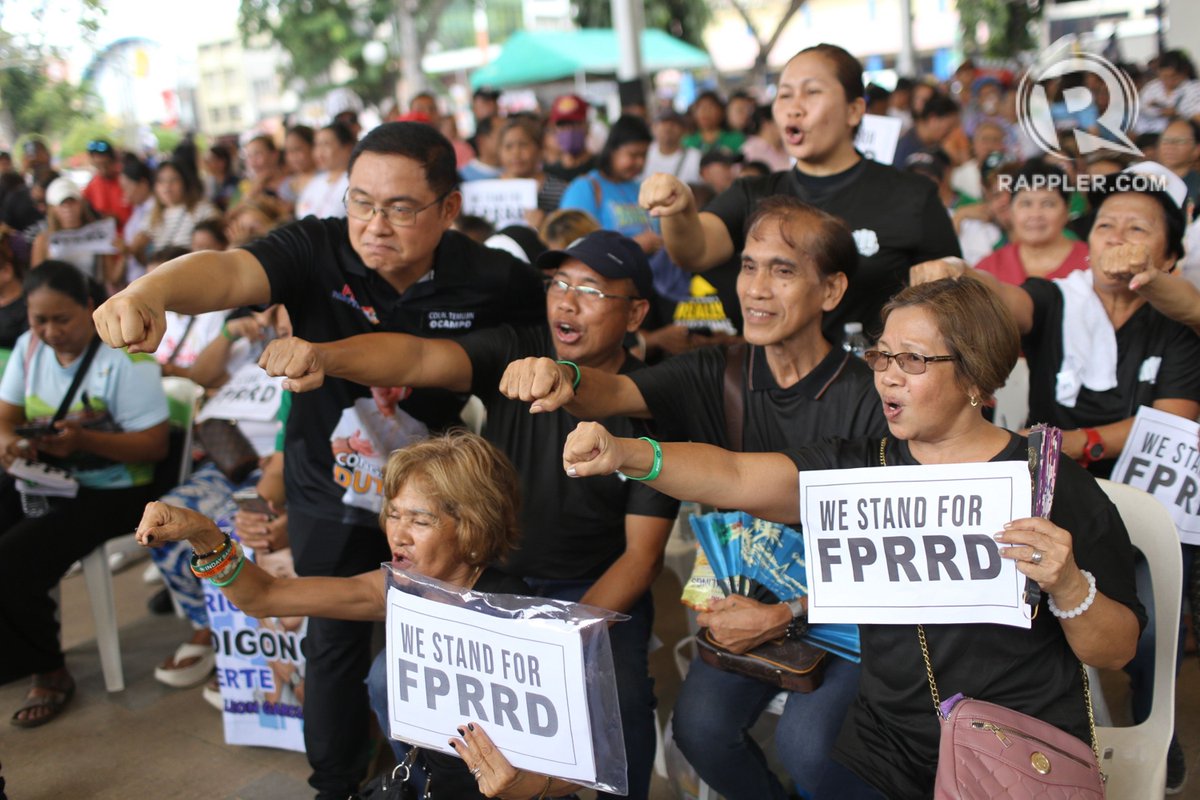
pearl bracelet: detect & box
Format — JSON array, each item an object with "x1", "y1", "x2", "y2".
[{"x1": 1048, "y1": 569, "x2": 1096, "y2": 619}]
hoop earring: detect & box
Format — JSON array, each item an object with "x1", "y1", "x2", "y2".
[{"x1": 969, "y1": 394, "x2": 980, "y2": 408}]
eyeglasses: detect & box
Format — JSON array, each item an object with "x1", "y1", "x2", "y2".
[
  {"x1": 546, "y1": 278, "x2": 640, "y2": 303},
  {"x1": 343, "y1": 190, "x2": 449, "y2": 228},
  {"x1": 863, "y1": 349, "x2": 957, "y2": 374}
]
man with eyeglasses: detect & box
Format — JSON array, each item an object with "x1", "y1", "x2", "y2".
[
  {"x1": 94, "y1": 121, "x2": 546, "y2": 800},
  {"x1": 82, "y1": 139, "x2": 131, "y2": 231},
  {"x1": 256, "y1": 229, "x2": 679, "y2": 800}
]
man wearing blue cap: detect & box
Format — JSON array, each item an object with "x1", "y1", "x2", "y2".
[{"x1": 258, "y1": 229, "x2": 678, "y2": 800}]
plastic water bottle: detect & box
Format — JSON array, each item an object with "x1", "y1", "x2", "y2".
[
  {"x1": 842, "y1": 322, "x2": 869, "y2": 359},
  {"x1": 20, "y1": 491, "x2": 49, "y2": 518}
]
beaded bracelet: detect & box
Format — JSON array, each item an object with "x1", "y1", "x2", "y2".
[
  {"x1": 556, "y1": 360, "x2": 581, "y2": 390},
  {"x1": 1048, "y1": 569, "x2": 1097, "y2": 619},
  {"x1": 618, "y1": 437, "x2": 663, "y2": 482},
  {"x1": 210, "y1": 554, "x2": 247, "y2": 587},
  {"x1": 192, "y1": 532, "x2": 232, "y2": 561},
  {"x1": 191, "y1": 541, "x2": 239, "y2": 579}
]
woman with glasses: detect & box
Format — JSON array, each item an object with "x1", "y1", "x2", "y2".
[
  {"x1": 561, "y1": 276, "x2": 1144, "y2": 800},
  {"x1": 918, "y1": 160, "x2": 1200, "y2": 793},
  {"x1": 499, "y1": 196, "x2": 885, "y2": 799}
]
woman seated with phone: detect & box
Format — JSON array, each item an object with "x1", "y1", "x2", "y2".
[
  {"x1": 0, "y1": 260, "x2": 169, "y2": 727},
  {"x1": 137, "y1": 431, "x2": 581, "y2": 799}
]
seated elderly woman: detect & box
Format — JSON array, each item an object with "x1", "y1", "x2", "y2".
[
  {"x1": 560, "y1": 277, "x2": 1144, "y2": 800},
  {"x1": 136, "y1": 431, "x2": 580, "y2": 800}
]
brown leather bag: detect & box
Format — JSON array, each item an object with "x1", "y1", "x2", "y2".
[
  {"x1": 695, "y1": 627, "x2": 827, "y2": 693},
  {"x1": 194, "y1": 418, "x2": 259, "y2": 483}
]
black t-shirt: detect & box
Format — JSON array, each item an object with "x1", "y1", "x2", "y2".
[
  {"x1": 0, "y1": 295, "x2": 28, "y2": 350},
  {"x1": 629, "y1": 344, "x2": 887, "y2": 451},
  {"x1": 458, "y1": 324, "x2": 680, "y2": 580},
  {"x1": 544, "y1": 156, "x2": 597, "y2": 184},
  {"x1": 420, "y1": 567, "x2": 531, "y2": 799},
  {"x1": 246, "y1": 218, "x2": 547, "y2": 525},
  {"x1": 703, "y1": 159, "x2": 962, "y2": 339},
  {"x1": 1022, "y1": 277, "x2": 1200, "y2": 478},
  {"x1": 784, "y1": 434, "x2": 1145, "y2": 800}
]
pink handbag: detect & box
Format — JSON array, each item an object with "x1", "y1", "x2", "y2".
[{"x1": 920, "y1": 626, "x2": 1107, "y2": 800}]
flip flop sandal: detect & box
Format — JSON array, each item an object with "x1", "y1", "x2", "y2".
[
  {"x1": 10, "y1": 677, "x2": 75, "y2": 729},
  {"x1": 154, "y1": 642, "x2": 216, "y2": 688}
]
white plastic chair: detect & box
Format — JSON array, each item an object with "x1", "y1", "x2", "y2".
[
  {"x1": 992, "y1": 356, "x2": 1029, "y2": 431},
  {"x1": 1090, "y1": 479, "x2": 1182, "y2": 798},
  {"x1": 459, "y1": 395, "x2": 487, "y2": 435},
  {"x1": 79, "y1": 377, "x2": 204, "y2": 693}
]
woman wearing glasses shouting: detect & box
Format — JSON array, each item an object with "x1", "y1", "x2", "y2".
[
  {"x1": 561, "y1": 276, "x2": 1144, "y2": 800},
  {"x1": 92, "y1": 121, "x2": 546, "y2": 800},
  {"x1": 499, "y1": 196, "x2": 886, "y2": 800}
]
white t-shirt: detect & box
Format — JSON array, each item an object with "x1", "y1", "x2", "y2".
[
  {"x1": 296, "y1": 171, "x2": 349, "y2": 220},
  {"x1": 1136, "y1": 79, "x2": 1200, "y2": 133},
  {"x1": 642, "y1": 143, "x2": 702, "y2": 184},
  {"x1": 156, "y1": 310, "x2": 230, "y2": 368}
]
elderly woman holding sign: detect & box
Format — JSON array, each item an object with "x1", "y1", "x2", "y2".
[
  {"x1": 136, "y1": 431, "x2": 580, "y2": 800},
  {"x1": 561, "y1": 277, "x2": 1144, "y2": 799}
]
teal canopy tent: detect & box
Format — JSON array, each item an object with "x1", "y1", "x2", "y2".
[{"x1": 470, "y1": 28, "x2": 711, "y2": 89}]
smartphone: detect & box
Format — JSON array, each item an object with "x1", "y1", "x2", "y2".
[
  {"x1": 232, "y1": 488, "x2": 276, "y2": 519},
  {"x1": 14, "y1": 425, "x2": 54, "y2": 439}
]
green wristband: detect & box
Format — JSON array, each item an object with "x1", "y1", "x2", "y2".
[
  {"x1": 556, "y1": 360, "x2": 581, "y2": 390},
  {"x1": 221, "y1": 323, "x2": 240, "y2": 342},
  {"x1": 210, "y1": 555, "x2": 247, "y2": 587},
  {"x1": 619, "y1": 437, "x2": 662, "y2": 482}
]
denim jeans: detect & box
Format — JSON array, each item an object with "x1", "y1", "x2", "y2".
[{"x1": 672, "y1": 652, "x2": 861, "y2": 800}]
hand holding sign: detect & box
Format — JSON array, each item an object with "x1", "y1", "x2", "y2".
[
  {"x1": 259, "y1": 337, "x2": 327, "y2": 392},
  {"x1": 995, "y1": 516, "x2": 1087, "y2": 603}
]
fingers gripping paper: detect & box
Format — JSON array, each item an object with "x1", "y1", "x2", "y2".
[{"x1": 382, "y1": 567, "x2": 628, "y2": 794}]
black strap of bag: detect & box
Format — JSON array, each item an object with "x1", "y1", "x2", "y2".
[
  {"x1": 165, "y1": 316, "x2": 196, "y2": 366},
  {"x1": 721, "y1": 343, "x2": 750, "y2": 451},
  {"x1": 51, "y1": 336, "x2": 102, "y2": 425}
]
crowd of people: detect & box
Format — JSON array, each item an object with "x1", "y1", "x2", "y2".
[{"x1": 2, "y1": 36, "x2": 1200, "y2": 800}]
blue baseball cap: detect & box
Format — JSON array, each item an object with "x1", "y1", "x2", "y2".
[{"x1": 535, "y1": 230, "x2": 653, "y2": 299}]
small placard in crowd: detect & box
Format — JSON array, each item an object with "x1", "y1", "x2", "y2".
[
  {"x1": 854, "y1": 114, "x2": 902, "y2": 165},
  {"x1": 461, "y1": 179, "x2": 539, "y2": 227},
  {"x1": 197, "y1": 362, "x2": 286, "y2": 423},
  {"x1": 1111, "y1": 405, "x2": 1200, "y2": 545}
]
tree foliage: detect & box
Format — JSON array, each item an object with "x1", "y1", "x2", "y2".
[
  {"x1": 574, "y1": 0, "x2": 711, "y2": 49},
  {"x1": 238, "y1": 0, "x2": 454, "y2": 104},
  {"x1": 957, "y1": 0, "x2": 1043, "y2": 59}
]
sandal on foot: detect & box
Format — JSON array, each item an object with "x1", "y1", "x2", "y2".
[
  {"x1": 154, "y1": 642, "x2": 215, "y2": 688},
  {"x1": 10, "y1": 674, "x2": 75, "y2": 729}
]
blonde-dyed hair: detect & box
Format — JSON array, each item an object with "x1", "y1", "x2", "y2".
[
  {"x1": 881, "y1": 277, "x2": 1020, "y2": 403},
  {"x1": 539, "y1": 209, "x2": 600, "y2": 252},
  {"x1": 379, "y1": 431, "x2": 522, "y2": 568}
]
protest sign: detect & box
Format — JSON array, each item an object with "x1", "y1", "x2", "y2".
[
  {"x1": 854, "y1": 114, "x2": 903, "y2": 165},
  {"x1": 799, "y1": 461, "x2": 1032, "y2": 628},
  {"x1": 204, "y1": 583, "x2": 307, "y2": 752},
  {"x1": 461, "y1": 178, "x2": 539, "y2": 227},
  {"x1": 384, "y1": 584, "x2": 597, "y2": 784},
  {"x1": 49, "y1": 217, "x2": 119, "y2": 262},
  {"x1": 1111, "y1": 406, "x2": 1199, "y2": 544},
  {"x1": 197, "y1": 362, "x2": 286, "y2": 423}
]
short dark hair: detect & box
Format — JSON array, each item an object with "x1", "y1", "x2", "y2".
[
  {"x1": 247, "y1": 134, "x2": 277, "y2": 153},
  {"x1": 1159, "y1": 50, "x2": 1197, "y2": 80},
  {"x1": 348, "y1": 121, "x2": 460, "y2": 197},
  {"x1": 894, "y1": 77, "x2": 916, "y2": 93},
  {"x1": 915, "y1": 93, "x2": 960, "y2": 120},
  {"x1": 598, "y1": 115, "x2": 652, "y2": 177},
  {"x1": 745, "y1": 195, "x2": 858, "y2": 282},
  {"x1": 796, "y1": 43, "x2": 865, "y2": 102},
  {"x1": 121, "y1": 156, "x2": 153, "y2": 185},
  {"x1": 321, "y1": 121, "x2": 357, "y2": 148},
  {"x1": 148, "y1": 245, "x2": 191, "y2": 267},
  {"x1": 25, "y1": 259, "x2": 105, "y2": 308},
  {"x1": 286, "y1": 125, "x2": 315, "y2": 147},
  {"x1": 192, "y1": 218, "x2": 229, "y2": 249},
  {"x1": 1012, "y1": 158, "x2": 1070, "y2": 203}
]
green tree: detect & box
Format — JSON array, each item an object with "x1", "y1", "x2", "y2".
[
  {"x1": 574, "y1": 0, "x2": 711, "y2": 50},
  {"x1": 957, "y1": 0, "x2": 1043, "y2": 59},
  {"x1": 238, "y1": 0, "x2": 455, "y2": 105}
]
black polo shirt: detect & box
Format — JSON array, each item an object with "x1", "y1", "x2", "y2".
[
  {"x1": 458, "y1": 324, "x2": 680, "y2": 580},
  {"x1": 245, "y1": 217, "x2": 546, "y2": 525},
  {"x1": 629, "y1": 344, "x2": 887, "y2": 451},
  {"x1": 703, "y1": 159, "x2": 962, "y2": 339},
  {"x1": 1022, "y1": 277, "x2": 1200, "y2": 478},
  {"x1": 784, "y1": 434, "x2": 1144, "y2": 799}
]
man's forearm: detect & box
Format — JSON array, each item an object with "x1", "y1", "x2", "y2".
[
  {"x1": 135, "y1": 250, "x2": 272, "y2": 314},
  {"x1": 580, "y1": 551, "x2": 662, "y2": 614},
  {"x1": 317, "y1": 333, "x2": 429, "y2": 388}
]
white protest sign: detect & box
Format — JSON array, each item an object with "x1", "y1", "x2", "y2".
[
  {"x1": 1111, "y1": 406, "x2": 1200, "y2": 545},
  {"x1": 799, "y1": 461, "x2": 1032, "y2": 628},
  {"x1": 384, "y1": 585, "x2": 596, "y2": 784},
  {"x1": 854, "y1": 114, "x2": 903, "y2": 165},
  {"x1": 51, "y1": 217, "x2": 119, "y2": 259},
  {"x1": 461, "y1": 178, "x2": 539, "y2": 227},
  {"x1": 197, "y1": 362, "x2": 286, "y2": 423},
  {"x1": 205, "y1": 584, "x2": 307, "y2": 752}
]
